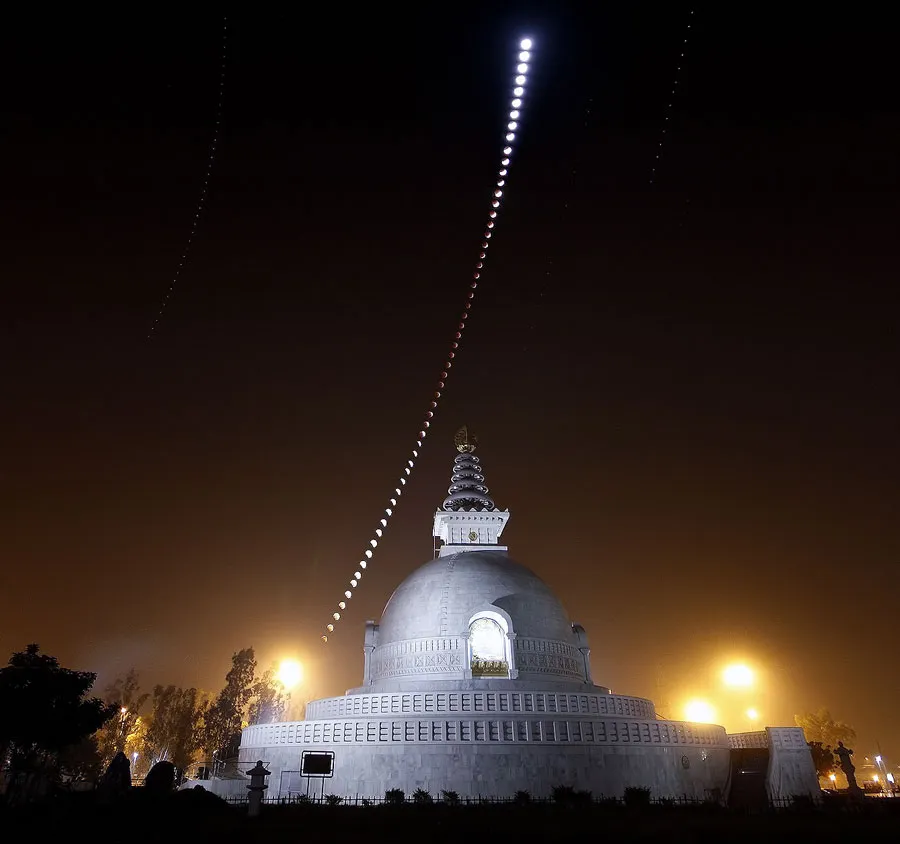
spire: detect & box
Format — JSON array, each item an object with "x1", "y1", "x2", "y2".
[
  {"x1": 441, "y1": 429, "x2": 496, "y2": 511},
  {"x1": 433, "y1": 427, "x2": 509, "y2": 556}
]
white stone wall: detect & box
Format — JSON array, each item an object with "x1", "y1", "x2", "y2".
[
  {"x1": 765, "y1": 727, "x2": 820, "y2": 802},
  {"x1": 305, "y1": 689, "x2": 655, "y2": 721},
  {"x1": 366, "y1": 634, "x2": 588, "y2": 685},
  {"x1": 238, "y1": 712, "x2": 730, "y2": 800},
  {"x1": 237, "y1": 741, "x2": 730, "y2": 800}
]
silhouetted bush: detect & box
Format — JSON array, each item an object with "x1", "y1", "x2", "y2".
[
  {"x1": 623, "y1": 786, "x2": 651, "y2": 808},
  {"x1": 514, "y1": 790, "x2": 531, "y2": 805},
  {"x1": 384, "y1": 788, "x2": 404, "y2": 805},
  {"x1": 413, "y1": 788, "x2": 432, "y2": 805},
  {"x1": 144, "y1": 761, "x2": 176, "y2": 794},
  {"x1": 325, "y1": 794, "x2": 343, "y2": 805},
  {"x1": 552, "y1": 785, "x2": 576, "y2": 805},
  {"x1": 441, "y1": 789, "x2": 460, "y2": 805}
]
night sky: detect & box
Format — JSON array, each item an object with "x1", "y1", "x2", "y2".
[{"x1": 2, "y1": 7, "x2": 897, "y2": 754}]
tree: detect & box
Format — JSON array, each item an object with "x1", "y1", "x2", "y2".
[
  {"x1": 143, "y1": 685, "x2": 206, "y2": 776},
  {"x1": 808, "y1": 742, "x2": 836, "y2": 779},
  {"x1": 94, "y1": 669, "x2": 150, "y2": 768},
  {"x1": 0, "y1": 644, "x2": 116, "y2": 801},
  {"x1": 247, "y1": 666, "x2": 287, "y2": 725},
  {"x1": 57, "y1": 735, "x2": 104, "y2": 783},
  {"x1": 203, "y1": 648, "x2": 257, "y2": 762},
  {"x1": 794, "y1": 709, "x2": 857, "y2": 748}
]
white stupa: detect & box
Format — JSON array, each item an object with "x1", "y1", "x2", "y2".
[{"x1": 196, "y1": 430, "x2": 820, "y2": 802}]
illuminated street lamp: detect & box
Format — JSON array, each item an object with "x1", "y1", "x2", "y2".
[
  {"x1": 684, "y1": 699, "x2": 716, "y2": 724},
  {"x1": 277, "y1": 659, "x2": 303, "y2": 689},
  {"x1": 723, "y1": 664, "x2": 754, "y2": 688},
  {"x1": 828, "y1": 773, "x2": 837, "y2": 789}
]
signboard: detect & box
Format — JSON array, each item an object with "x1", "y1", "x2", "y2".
[{"x1": 301, "y1": 750, "x2": 335, "y2": 777}]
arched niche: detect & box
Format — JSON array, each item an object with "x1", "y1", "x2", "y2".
[{"x1": 465, "y1": 608, "x2": 518, "y2": 679}]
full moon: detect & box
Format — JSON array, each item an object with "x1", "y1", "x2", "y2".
[{"x1": 277, "y1": 659, "x2": 303, "y2": 689}]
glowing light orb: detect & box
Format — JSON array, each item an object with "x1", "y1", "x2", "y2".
[
  {"x1": 360, "y1": 561, "x2": 366, "y2": 569},
  {"x1": 333, "y1": 612, "x2": 341, "y2": 620},
  {"x1": 723, "y1": 664, "x2": 754, "y2": 688},
  {"x1": 344, "y1": 590, "x2": 352, "y2": 599},
  {"x1": 327, "y1": 623, "x2": 334, "y2": 632},
  {"x1": 277, "y1": 659, "x2": 303, "y2": 689},
  {"x1": 520, "y1": 38, "x2": 532, "y2": 50},
  {"x1": 512, "y1": 98, "x2": 521, "y2": 108},
  {"x1": 746, "y1": 708, "x2": 759, "y2": 720},
  {"x1": 513, "y1": 87, "x2": 524, "y2": 97},
  {"x1": 508, "y1": 121, "x2": 517, "y2": 130},
  {"x1": 355, "y1": 571, "x2": 362, "y2": 579},
  {"x1": 350, "y1": 579, "x2": 358, "y2": 587},
  {"x1": 510, "y1": 110, "x2": 519, "y2": 119},
  {"x1": 684, "y1": 700, "x2": 716, "y2": 723},
  {"x1": 503, "y1": 146, "x2": 512, "y2": 155},
  {"x1": 519, "y1": 51, "x2": 530, "y2": 61},
  {"x1": 506, "y1": 133, "x2": 515, "y2": 141},
  {"x1": 339, "y1": 601, "x2": 346, "y2": 609},
  {"x1": 515, "y1": 75, "x2": 526, "y2": 85},
  {"x1": 517, "y1": 64, "x2": 528, "y2": 74}
]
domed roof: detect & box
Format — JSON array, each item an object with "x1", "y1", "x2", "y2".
[{"x1": 376, "y1": 551, "x2": 576, "y2": 645}]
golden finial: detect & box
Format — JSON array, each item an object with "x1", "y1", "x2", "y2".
[{"x1": 454, "y1": 425, "x2": 478, "y2": 453}]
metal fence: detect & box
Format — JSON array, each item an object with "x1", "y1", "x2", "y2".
[{"x1": 221, "y1": 792, "x2": 815, "y2": 809}]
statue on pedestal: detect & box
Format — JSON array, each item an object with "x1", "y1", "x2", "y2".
[{"x1": 834, "y1": 741, "x2": 863, "y2": 796}]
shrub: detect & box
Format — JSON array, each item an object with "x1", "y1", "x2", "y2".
[
  {"x1": 325, "y1": 794, "x2": 343, "y2": 805},
  {"x1": 623, "y1": 786, "x2": 651, "y2": 808},
  {"x1": 413, "y1": 788, "x2": 433, "y2": 805},
  {"x1": 441, "y1": 789, "x2": 461, "y2": 805},
  {"x1": 385, "y1": 788, "x2": 405, "y2": 805},
  {"x1": 552, "y1": 784, "x2": 577, "y2": 804},
  {"x1": 514, "y1": 790, "x2": 532, "y2": 805}
]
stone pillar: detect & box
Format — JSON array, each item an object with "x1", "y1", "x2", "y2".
[
  {"x1": 506, "y1": 632, "x2": 519, "y2": 679},
  {"x1": 572, "y1": 624, "x2": 593, "y2": 684},
  {"x1": 246, "y1": 760, "x2": 271, "y2": 817},
  {"x1": 363, "y1": 621, "x2": 378, "y2": 686}
]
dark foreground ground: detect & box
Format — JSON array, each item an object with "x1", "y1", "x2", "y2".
[{"x1": 3, "y1": 790, "x2": 899, "y2": 843}]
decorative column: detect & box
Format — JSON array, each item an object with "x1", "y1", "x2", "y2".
[
  {"x1": 246, "y1": 760, "x2": 271, "y2": 817},
  {"x1": 572, "y1": 624, "x2": 593, "y2": 684},
  {"x1": 363, "y1": 621, "x2": 378, "y2": 685}
]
